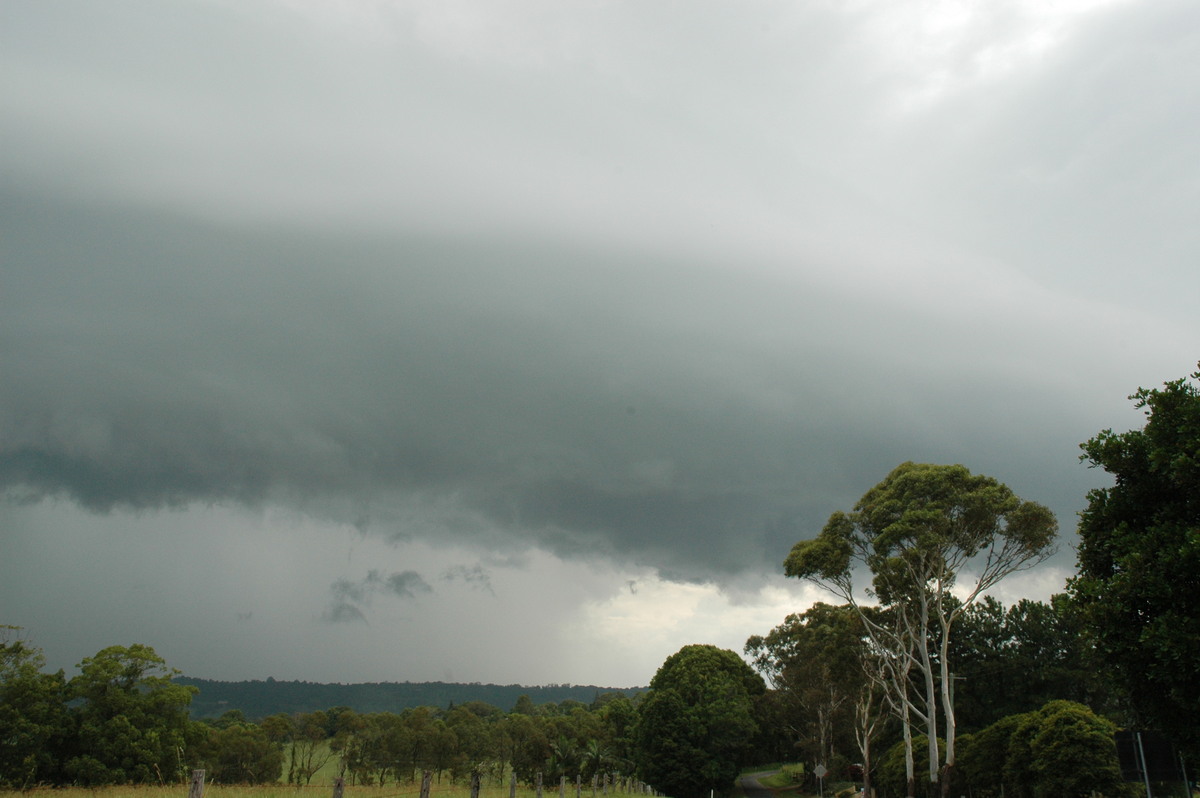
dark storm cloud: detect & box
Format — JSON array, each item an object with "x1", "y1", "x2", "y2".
[
  {"x1": 0, "y1": 188, "x2": 1106, "y2": 581},
  {"x1": 2, "y1": 0, "x2": 1197, "y2": 602}
]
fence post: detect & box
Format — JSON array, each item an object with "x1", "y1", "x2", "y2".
[
  {"x1": 189, "y1": 770, "x2": 204, "y2": 798},
  {"x1": 510, "y1": 770, "x2": 518, "y2": 798},
  {"x1": 331, "y1": 778, "x2": 344, "y2": 798},
  {"x1": 537, "y1": 770, "x2": 544, "y2": 798},
  {"x1": 471, "y1": 769, "x2": 482, "y2": 798},
  {"x1": 421, "y1": 770, "x2": 433, "y2": 798},
  {"x1": 576, "y1": 773, "x2": 582, "y2": 798},
  {"x1": 560, "y1": 775, "x2": 566, "y2": 798}
]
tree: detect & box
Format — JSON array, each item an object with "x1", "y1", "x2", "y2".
[
  {"x1": 596, "y1": 695, "x2": 637, "y2": 774},
  {"x1": 65, "y1": 644, "x2": 197, "y2": 785},
  {"x1": 0, "y1": 630, "x2": 70, "y2": 787},
  {"x1": 1026, "y1": 702, "x2": 1124, "y2": 798},
  {"x1": 958, "y1": 702, "x2": 1126, "y2": 798},
  {"x1": 195, "y1": 721, "x2": 285, "y2": 784},
  {"x1": 785, "y1": 462, "x2": 1057, "y2": 796},
  {"x1": 286, "y1": 711, "x2": 335, "y2": 785},
  {"x1": 745, "y1": 603, "x2": 868, "y2": 771},
  {"x1": 877, "y1": 735, "x2": 942, "y2": 798},
  {"x1": 505, "y1": 712, "x2": 550, "y2": 785},
  {"x1": 634, "y1": 644, "x2": 765, "y2": 798},
  {"x1": 1070, "y1": 365, "x2": 1200, "y2": 757},
  {"x1": 947, "y1": 596, "x2": 1106, "y2": 733}
]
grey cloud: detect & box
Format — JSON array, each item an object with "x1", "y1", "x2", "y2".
[
  {"x1": 377, "y1": 571, "x2": 434, "y2": 600},
  {"x1": 331, "y1": 578, "x2": 369, "y2": 606},
  {"x1": 323, "y1": 602, "x2": 367, "y2": 625},
  {"x1": 322, "y1": 569, "x2": 432, "y2": 622},
  {"x1": 2, "y1": 0, "x2": 1197, "y2": 602},
  {"x1": 0, "y1": 189, "x2": 1147, "y2": 583},
  {"x1": 442, "y1": 564, "x2": 495, "y2": 595}
]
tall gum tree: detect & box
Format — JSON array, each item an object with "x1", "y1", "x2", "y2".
[{"x1": 785, "y1": 462, "x2": 1057, "y2": 797}]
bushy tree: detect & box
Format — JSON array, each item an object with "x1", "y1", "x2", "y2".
[
  {"x1": 0, "y1": 630, "x2": 70, "y2": 787},
  {"x1": 195, "y1": 721, "x2": 284, "y2": 784},
  {"x1": 959, "y1": 702, "x2": 1126, "y2": 798},
  {"x1": 877, "y1": 736, "x2": 942, "y2": 798},
  {"x1": 596, "y1": 695, "x2": 637, "y2": 773},
  {"x1": 65, "y1": 644, "x2": 197, "y2": 785},
  {"x1": 634, "y1": 644, "x2": 764, "y2": 798},
  {"x1": 1070, "y1": 365, "x2": 1200, "y2": 756},
  {"x1": 745, "y1": 603, "x2": 868, "y2": 770},
  {"x1": 1027, "y1": 702, "x2": 1124, "y2": 798}
]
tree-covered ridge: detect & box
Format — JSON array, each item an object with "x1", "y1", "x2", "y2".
[{"x1": 175, "y1": 677, "x2": 644, "y2": 720}]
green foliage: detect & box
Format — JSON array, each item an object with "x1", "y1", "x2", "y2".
[
  {"x1": 0, "y1": 634, "x2": 646, "y2": 790},
  {"x1": 744, "y1": 603, "x2": 868, "y2": 767},
  {"x1": 0, "y1": 630, "x2": 70, "y2": 788},
  {"x1": 947, "y1": 595, "x2": 1109, "y2": 732},
  {"x1": 65, "y1": 643, "x2": 197, "y2": 785},
  {"x1": 634, "y1": 645, "x2": 765, "y2": 798},
  {"x1": 958, "y1": 702, "x2": 1126, "y2": 798},
  {"x1": 781, "y1": 763, "x2": 805, "y2": 783},
  {"x1": 877, "y1": 736, "x2": 942, "y2": 798},
  {"x1": 784, "y1": 462, "x2": 1058, "y2": 792},
  {"x1": 194, "y1": 721, "x2": 285, "y2": 784},
  {"x1": 1070, "y1": 365, "x2": 1200, "y2": 757}
]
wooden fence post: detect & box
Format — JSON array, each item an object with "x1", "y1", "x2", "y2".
[
  {"x1": 510, "y1": 770, "x2": 518, "y2": 798},
  {"x1": 560, "y1": 775, "x2": 566, "y2": 798},
  {"x1": 575, "y1": 773, "x2": 582, "y2": 798},
  {"x1": 331, "y1": 777, "x2": 344, "y2": 798},
  {"x1": 189, "y1": 770, "x2": 204, "y2": 798},
  {"x1": 537, "y1": 770, "x2": 544, "y2": 798},
  {"x1": 421, "y1": 770, "x2": 433, "y2": 798}
]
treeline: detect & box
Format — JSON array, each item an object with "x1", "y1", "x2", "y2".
[
  {"x1": 0, "y1": 634, "x2": 643, "y2": 791},
  {"x1": 176, "y1": 677, "x2": 642, "y2": 720}
]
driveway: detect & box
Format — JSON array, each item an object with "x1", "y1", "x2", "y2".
[{"x1": 738, "y1": 771, "x2": 778, "y2": 798}]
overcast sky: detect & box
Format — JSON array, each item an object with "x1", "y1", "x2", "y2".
[{"x1": 2, "y1": 0, "x2": 1197, "y2": 690}]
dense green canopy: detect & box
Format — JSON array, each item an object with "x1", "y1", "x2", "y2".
[
  {"x1": 634, "y1": 645, "x2": 764, "y2": 798},
  {"x1": 1070, "y1": 365, "x2": 1200, "y2": 757}
]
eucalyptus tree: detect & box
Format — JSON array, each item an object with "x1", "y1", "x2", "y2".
[{"x1": 785, "y1": 462, "x2": 1057, "y2": 796}]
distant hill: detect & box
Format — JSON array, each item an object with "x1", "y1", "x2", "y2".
[{"x1": 176, "y1": 677, "x2": 644, "y2": 719}]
